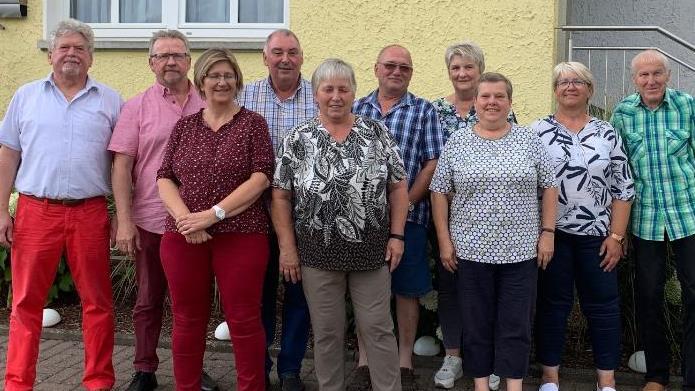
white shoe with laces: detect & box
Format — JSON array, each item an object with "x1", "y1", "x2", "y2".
[
  {"x1": 597, "y1": 384, "x2": 617, "y2": 391},
  {"x1": 433, "y1": 355, "x2": 463, "y2": 389}
]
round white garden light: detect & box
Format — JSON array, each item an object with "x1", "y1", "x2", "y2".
[
  {"x1": 413, "y1": 335, "x2": 440, "y2": 356},
  {"x1": 42, "y1": 308, "x2": 61, "y2": 328},
  {"x1": 628, "y1": 350, "x2": 646, "y2": 373},
  {"x1": 214, "y1": 321, "x2": 231, "y2": 340}
]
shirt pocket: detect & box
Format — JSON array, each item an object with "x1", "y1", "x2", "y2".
[
  {"x1": 623, "y1": 131, "x2": 646, "y2": 161},
  {"x1": 666, "y1": 128, "x2": 690, "y2": 158}
]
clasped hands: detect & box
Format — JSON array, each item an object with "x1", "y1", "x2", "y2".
[{"x1": 176, "y1": 209, "x2": 218, "y2": 244}]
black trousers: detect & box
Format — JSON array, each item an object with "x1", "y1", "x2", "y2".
[
  {"x1": 459, "y1": 258, "x2": 537, "y2": 379},
  {"x1": 633, "y1": 234, "x2": 695, "y2": 390}
]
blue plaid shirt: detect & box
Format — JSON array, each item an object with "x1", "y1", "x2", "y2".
[
  {"x1": 354, "y1": 89, "x2": 445, "y2": 226},
  {"x1": 238, "y1": 76, "x2": 317, "y2": 152}
]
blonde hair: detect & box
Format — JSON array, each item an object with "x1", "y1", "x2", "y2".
[
  {"x1": 552, "y1": 61, "x2": 595, "y2": 98},
  {"x1": 193, "y1": 48, "x2": 244, "y2": 99}
]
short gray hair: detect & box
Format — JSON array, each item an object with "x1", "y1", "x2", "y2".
[
  {"x1": 263, "y1": 29, "x2": 302, "y2": 55},
  {"x1": 444, "y1": 41, "x2": 485, "y2": 72},
  {"x1": 149, "y1": 30, "x2": 191, "y2": 56},
  {"x1": 631, "y1": 49, "x2": 671, "y2": 76},
  {"x1": 552, "y1": 61, "x2": 595, "y2": 97},
  {"x1": 48, "y1": 19, "x2": 95, "y2": 54},
  {"x1": 311, "y1": 58, "x2": 357, "y2": 95}
]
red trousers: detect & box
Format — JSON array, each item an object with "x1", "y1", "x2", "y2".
[
  {"x1": 4, "y1": 195, "x2": 115, "y2": 391},
  {"x1": 160, "y1": 231, "x2": 268, "y2": 391}
]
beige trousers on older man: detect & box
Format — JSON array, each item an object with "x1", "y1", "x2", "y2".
[{"x1": 302, "y1": 265, "x2": 401, "y2": 391}]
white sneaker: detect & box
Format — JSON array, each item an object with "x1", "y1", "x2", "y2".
[
  {"x1": 433, "y1": 355, "x2": 463, "y2": 389},
  {"x1": 489, "y1": 374, "x2": 501, "y2": 390},
  {"x1": 539, "y1": 382, "x2": 559, "y2": 391},
  {"x1": 597, "y1": 385, "x2": 617, "y2": 391}
]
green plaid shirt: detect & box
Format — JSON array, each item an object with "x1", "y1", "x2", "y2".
[{"x1": 611, "y1": 88, "x2": 695, "y2": 241}]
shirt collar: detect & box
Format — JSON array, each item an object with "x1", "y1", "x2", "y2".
[
  {"x1": 264, "y1": 75, "x2": 305, "y2": 101},
  {"x1": 634, "y1": 88, "x2": 672, "y2": 109},
  {"x1": 43, "y1": 73, "x2": 99, "y2": 93},
  {"x1": 366, "y1": 89, "x2": 413, "y2": 112},
  {"x1": 153, "y1": 79, "x2": 196, "y2": 98}
]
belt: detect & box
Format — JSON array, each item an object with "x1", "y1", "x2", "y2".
[{"x1": 23, "y1": 194, "x2": 102, "y2": 206}]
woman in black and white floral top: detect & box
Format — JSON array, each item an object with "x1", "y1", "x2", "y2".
[
  {"x1": 531, "y1": 62, "x2": 634, "y2": 391},
  {"x1": 272, "y1": 58, "x2": 409, "y2": 391},
  {"x1": 431, "y1": 72, "x2": 558, "y2": 391}
]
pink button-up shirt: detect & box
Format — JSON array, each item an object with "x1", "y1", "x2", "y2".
[{"x1": 108, "y1": 82, "x2": 205, "y2": 234}]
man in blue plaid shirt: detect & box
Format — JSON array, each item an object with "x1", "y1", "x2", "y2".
[
  {"x1": 611, "y1": 49, "x2": 695, "y2": 391},
  {"x1": 352, "y1": 44, "x2": 445, "y2": 391},
  {"x1": 237, "y1": 29, "x2": 316, "y2": 391}
]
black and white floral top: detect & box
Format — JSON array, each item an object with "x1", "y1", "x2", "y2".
[
  {"x1": 532, "y1": 116, "x2": 634, "y2": 236},
  {"x1": 273, "y1": 115, "x2": 407, "y2": 271},
  {"x1": 432, "y1": 97, "x2": 517, "y2": 137},
  {"x1": 430, "y1": 125, "x2": 556, "y2": 264}
]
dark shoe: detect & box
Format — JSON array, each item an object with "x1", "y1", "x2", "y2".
[
  {"x1": 280, "y1": 373, "x2": 305, "y2": 391},
  {"x1": 400, "y1": 367, "x2": 421, "y2": 391},
  {"x1": 126, "y1": 371, "x2": 158, "y2": 391},
  {"x1": 347, "y1": 366, "x2": 372, "y2": 391},
  {"x1": 201, "y1": 371, "x2": 219, "y2": 391}
]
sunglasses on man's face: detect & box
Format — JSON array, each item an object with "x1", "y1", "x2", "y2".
[{"x1": 379, "y1": 62, "x2": 413, "y2": 73}]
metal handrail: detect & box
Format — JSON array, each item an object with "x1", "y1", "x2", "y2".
[
  {"x1": 559, "y1": 25, "x2": 695, "y2": 52},
  {"x1": 572, "y1": 46, "x2": 695, "y2": 72}
]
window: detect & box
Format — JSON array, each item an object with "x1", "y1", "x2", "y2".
[{"x1": 44, "y1": 0, "x2": 288, "y2": 42}]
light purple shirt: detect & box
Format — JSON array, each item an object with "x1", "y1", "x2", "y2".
[
  {"x1": 0, "y1": 74, "x2": 122, "y2": 199},
  {"x1": 108, "y1": 82, "x2": 205, "y2": 234}
]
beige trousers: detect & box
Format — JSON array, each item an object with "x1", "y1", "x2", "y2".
[{"x1": 302, "y1": 265, "x2": 401, "y2": 391}]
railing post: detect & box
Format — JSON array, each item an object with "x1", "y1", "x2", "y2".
[{"x1": 568, "y1": 32, "x2": 573, "y2": 62}]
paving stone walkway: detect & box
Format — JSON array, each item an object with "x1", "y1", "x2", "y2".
[{"x1": 0, "y1": 331, "x2": 676, "y2": 390}]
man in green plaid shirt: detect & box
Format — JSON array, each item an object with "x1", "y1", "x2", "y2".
[{"x1": 611, "y1": 50, "x2": 695, "y2": 391}]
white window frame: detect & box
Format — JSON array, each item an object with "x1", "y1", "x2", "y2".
[{"x1": 43, "y1": 0, "x2": 289, "y2": 43}]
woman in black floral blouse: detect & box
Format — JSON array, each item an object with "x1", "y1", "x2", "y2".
[
  {"x1": 531, "y1": 61, "x2": 634, "y2": 391},
  {"x1": 271, "y1": 58, "x2": 409, "y2": 391}
]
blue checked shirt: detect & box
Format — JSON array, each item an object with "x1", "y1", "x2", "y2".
[
  {"x1": 611, "y1": 88, "x2": 695, "y2": 241},
  {"x1": 354, "y1": 90, "x2": 445, "y2": 226},
  {"x1": 237, "y1": 76, "x2": 317, "y2": 152}
]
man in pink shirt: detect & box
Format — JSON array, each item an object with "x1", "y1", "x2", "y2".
[{"x1": 108, "y1": 30, "x2": 216, "y2": 391}]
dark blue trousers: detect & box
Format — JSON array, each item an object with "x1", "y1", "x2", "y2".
[
  {"x1": 535, "y1": 231, "x2": 621, "y2": 370},
  {"x1": 262, "y1": 233, "x2": 310, "y2": 379},
  {"x1": 459, "y1": 258, "x2": 537, "y2": 379}
]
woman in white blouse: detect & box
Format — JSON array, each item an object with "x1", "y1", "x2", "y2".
[
  {"x1": 430, "y1": 72, "x2": 558, "y2": 391},
  {"x1": 531, "y1": 62, "x2": 634, "y2": 391}
]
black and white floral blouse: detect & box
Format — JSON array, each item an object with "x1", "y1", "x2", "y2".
[
  {"x1": 430, "y1": 125, "x2": 556, "y2": 264},
  {"x1": 432, "y1": 97, "x2": 517, "y2": 137},
  {"x1": 273, "y1": 115, "x2": 407, "y2": 271},
  {"x1": 532, "y1": 116, "x2": 634, "y2": 236}
]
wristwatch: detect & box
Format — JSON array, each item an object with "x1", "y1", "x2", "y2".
[
  {"x1": 609, "y1": 232, "x2": 625, "y2": 245},
  {"x1": 212, "y1": 205, "x2": 226, "y2": 221}
]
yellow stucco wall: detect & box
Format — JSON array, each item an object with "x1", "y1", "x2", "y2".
[{"x1": 1, "y1": 1, "x2": 560, "y2": 123}]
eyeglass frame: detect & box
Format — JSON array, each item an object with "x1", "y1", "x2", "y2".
[{"x1": 149, "y1": 52, "x2": 190, "y2": 62}]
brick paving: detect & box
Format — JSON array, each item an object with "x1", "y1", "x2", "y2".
[{"x1": 0, "y1": 331, "x2": 674, "y2": 390}]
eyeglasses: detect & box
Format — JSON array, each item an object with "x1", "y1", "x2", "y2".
[
  {"x1": 557, "y1": 79, "x2": 589, "y2": 88},
  {"x1": 150, "y1": 52, "x2": 189, "y2": 62},
  {"x1": 205, "y1": 73, "x2": 237, "y2": 82},
  {"x1": 378, "y1": 62, "x2": 413, "y2": 73}
]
